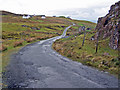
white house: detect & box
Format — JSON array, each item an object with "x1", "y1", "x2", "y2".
[
  {"x1": 41, "y1": 15, "x2": 46, "y2": 19},
  {"x1": 22, "y1": 15, "x2": 30, "y2": 19}
]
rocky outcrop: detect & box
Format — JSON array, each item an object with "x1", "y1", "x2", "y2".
[{"x1": 95, "y1": 1, "x2": 120, "y2": 50}]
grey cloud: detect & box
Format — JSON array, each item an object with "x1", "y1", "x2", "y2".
[{"x1": 48, "y1": 7, "x2": 109, "y2": 23}]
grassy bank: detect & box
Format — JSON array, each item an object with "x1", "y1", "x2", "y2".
[{"x1": 53, "y1": 21, "x2": 118, "y2": 76}]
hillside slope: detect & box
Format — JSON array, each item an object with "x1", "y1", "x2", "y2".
[{"x1": 95, "y1": 1, "x2": 120, "y2": 50}]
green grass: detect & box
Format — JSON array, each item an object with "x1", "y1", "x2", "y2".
[
  {"x1": 29, "y1": 18, "x2": 44, "y2": 22},
  {"x1": 78, "y1": 23, "x2": 84, "y2": 26},
  {"x1": 53, "y1": 24, "x2": 118, "y2": 76},
  {"x1": 2, "y1": 23, "x2": 28, "y2": 32}
]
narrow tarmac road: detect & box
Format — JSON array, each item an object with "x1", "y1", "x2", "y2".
[{"x1": 4, "y1": 25, "x2": 118, "y2": 88}]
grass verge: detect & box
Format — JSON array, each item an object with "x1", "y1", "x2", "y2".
[{"x1": 52, "y1": 25, "x2": 118, "y2": 77}]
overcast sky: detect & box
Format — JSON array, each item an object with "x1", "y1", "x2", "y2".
[{"x1": 0, "y1": 0, "x2": 119, "y2": 22}]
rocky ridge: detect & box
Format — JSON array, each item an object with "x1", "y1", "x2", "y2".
[{"x1": 95, "y1": 1, "x2": 120, "y2": 50}]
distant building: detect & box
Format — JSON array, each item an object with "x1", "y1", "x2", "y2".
[
  {"x1": 67, "y1": 16, "x2": 71, "y2": 19},
  {"x1": 41, "y1": 15, "x2": 46, "y2": 19},
  {"x1": 22, "y1": 15, "x2": 30, "y2": 19}
]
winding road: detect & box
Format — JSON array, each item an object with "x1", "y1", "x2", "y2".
[{"x1": 4, "y1": 25, "x2": 118, "y2": 88}]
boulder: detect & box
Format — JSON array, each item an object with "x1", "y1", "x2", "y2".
[
  {"x1": 21, "y1": 25, "x2": 29, "y2": 27},
  {"x1": 86, "y1": 28, "x2": 91, "y2": 30},
  {"x1": 31, "y1": 27, "x2": 40, "y2": 30},
  {"x1": 90, "y1": 36, "x2": 95, "y2": 40}
]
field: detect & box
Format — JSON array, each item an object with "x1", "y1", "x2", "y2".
[
  {"x1": 53, "y1": 20, "x2": 118, "y2": 76},
  {"x1": 1, "y1": 11, "x2": 73, "y2": 73}
]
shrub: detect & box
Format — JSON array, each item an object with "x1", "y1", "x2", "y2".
[
  {"x1": 36, "y1": 36, "x2": 44, "y2": 40},
  {"x1": 59, "y1": 16, "x2": 66, "y2": 18},
  {"x1": 26, "y1": 38, "x2": 36, "y2": 43},
  {"x1": 0, "y1": 45, "x2": 7, "y2": 52},
  {"x1": 14, "y1": 41, "x2": 23, "y2": 47},
  {"x1": 67, "y1": 54, "x2": 72, "y2": 57},
  {"x1": 48, "y1": 34, "x2": 55, "y2": 38}
]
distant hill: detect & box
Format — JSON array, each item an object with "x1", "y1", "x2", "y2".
[
  {"x1": 0, "y1": 11, "x2": 47, "y2": 17},
  {"x1": 0, "y1": 10, "x2": 23, "y2": 16}
]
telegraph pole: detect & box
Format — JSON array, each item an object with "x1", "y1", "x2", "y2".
[{"x1": 82, "y1": 26, "x2": 86, "y2": 47}]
